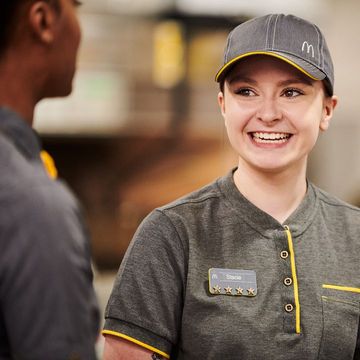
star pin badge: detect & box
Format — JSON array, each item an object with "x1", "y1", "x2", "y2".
[
  {"x1": 213, "y1": 285, "x2": 221, "y2": 294},
  {"x1": 224, "y1": 286, "x2": 233, "y2": 295},
  {"x1": 235, "y1": 287, "x2": 244, "y2": 296},
  {"x1": 247, "y1": 288, "x2": 256, "y2": 296}
]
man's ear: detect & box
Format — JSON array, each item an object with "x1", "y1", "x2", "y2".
[
  {"x1": 28, "y1": 1, "x2": 58, "y2": 44},
  {"x1": 320, "y1": 95, "x2": 338, "y2": 132}
]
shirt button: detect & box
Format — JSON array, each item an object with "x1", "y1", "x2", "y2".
[
  {"x1": 285, "y1": 303, "x2": 294, "y2": 312},
  {"x1": 280, "y1": 251, "x2": 289, "y2": 259},
  {"x1": 284, "y1": 277, "x2": 293, "y2": 286}
]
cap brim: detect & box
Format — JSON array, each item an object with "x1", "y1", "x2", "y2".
[{"x1": 215, "y1": 51, "x2": 326, "y2": 83}]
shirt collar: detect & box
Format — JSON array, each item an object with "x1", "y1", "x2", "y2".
[
  {"x1": 217, "y1": 168, "x2": 318, "y2": 238},
  {"x1": 0, "y1": 107, "x2": 42, "y2": 161}
]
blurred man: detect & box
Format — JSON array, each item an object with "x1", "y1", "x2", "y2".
[{"x1": 0, "y1": 0, "x2": 99, "y2": 358}]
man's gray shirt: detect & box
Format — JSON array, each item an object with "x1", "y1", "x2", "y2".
[
  {"x1": 104, "y1": 169, "x2": 360, "y2": 360},
  {"x1": 0, "y1": 107, "x2": 99, "y2": 359}
]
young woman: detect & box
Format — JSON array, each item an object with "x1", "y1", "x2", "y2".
[{"x1": 103, "y1": 14, "x2": 360, "y2": 360}]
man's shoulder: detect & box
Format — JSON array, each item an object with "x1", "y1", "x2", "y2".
[
  {"x1": 0, "y1": 137, "x2": 79, "y2": 228},
  {"x1": 0, "y1": 133, "x2": 40, "y2": 188}
]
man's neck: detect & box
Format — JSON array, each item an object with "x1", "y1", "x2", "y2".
[
  {"x1": 233, "y1": 159, "x2": 308, "y2": 224},
  {"x1": 0, "y1": 54, "x2": 39, "y2": 126},
  {"x1": 0, "y1": 93, "x2": 35, "y2": 126}
]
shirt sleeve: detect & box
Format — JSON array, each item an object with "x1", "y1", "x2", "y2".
[
  {"x1": 103, "y1": 209, "x2": 188, "y2": 358},
  {"x1": 0, "y1": 181, "x2": 99, "y2": 360}
]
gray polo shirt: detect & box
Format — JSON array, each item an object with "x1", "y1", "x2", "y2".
[
  {"x1": 104, "y1": 169, "x2": 360, "y2": 360},
  {"x1": 0, "y1": 107, "x2": 99, "y2": 359}
]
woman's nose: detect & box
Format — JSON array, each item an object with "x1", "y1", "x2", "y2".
[{"x1": 256, "y1": 99, "x2": 282, "y2": 123}]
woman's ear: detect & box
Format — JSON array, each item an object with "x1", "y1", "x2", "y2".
[
  {"x1": 320, "y1": 95, "x2": 338, "y2": 132},
  {"x1": 218, "y1": 91, "x2": 226, "y2": 117}
]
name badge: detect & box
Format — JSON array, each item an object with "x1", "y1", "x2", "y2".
[{"x1": 208, "y1": 268, "x2": 257, "y2": 296}]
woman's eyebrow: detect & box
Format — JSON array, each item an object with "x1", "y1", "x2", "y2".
[
  {"x1": 278, "y1": 77, "x2": 314, "y2": 87},
  {"x1": 228, "y1": 75, "x2": 257, "y2": 85},
  {"x1": 228, "y1": 76, "x2": 314, "y2": 87}
]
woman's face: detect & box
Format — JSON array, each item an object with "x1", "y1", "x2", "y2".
[{"x1": 218, "y1": 55, "x2": 337, "y2": 176}]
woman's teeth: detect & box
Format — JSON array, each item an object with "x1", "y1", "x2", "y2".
[{"x1": 252, "y1": 132, "x2": 291, "y2": 144}]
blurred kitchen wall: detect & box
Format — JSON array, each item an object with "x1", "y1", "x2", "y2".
[
  {"x1": 306, "y1": 0, "x2": 360, "y2": 204},
  {"x1": 33, "y1": 0, "x2": 360, "y2": 269}
]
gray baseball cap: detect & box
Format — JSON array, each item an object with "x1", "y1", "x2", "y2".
[{"x1": 215, "y1": 14, "x2": 334, "y2": 95}]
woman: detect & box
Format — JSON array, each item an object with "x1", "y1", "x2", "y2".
[{"x1": 103, "y1": 14, "x2": 360, "y2": 360}]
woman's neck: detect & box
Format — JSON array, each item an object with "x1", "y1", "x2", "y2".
[{"x1": 233, "y1": 160, "x2": 308, "y2": 224}]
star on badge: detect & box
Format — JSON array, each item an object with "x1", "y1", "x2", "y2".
[
  {"x1": 212, "y1": 285, "x2": 221, "y2": 294},
  {"x1": 224, "y1": 286, "x2": 233, "y2": 295},
  {"x1": 247, "y1": 288, "x2": 255, "y2": 296},
  {"x1": 235, "y1": 287, "x2": 243, "y2": 295}
]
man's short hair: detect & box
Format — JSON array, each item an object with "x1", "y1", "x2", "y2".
[
  {"x1": 0, "y1": 1, "x2": 23, "y2": 53},
  {"x1": 0, "y1": 0, "x2": 60, "y2": 54}
]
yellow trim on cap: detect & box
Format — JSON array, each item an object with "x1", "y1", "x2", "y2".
[
  {"x1": 102, "y1": 330, "x2": 170, "y2": 359},
  {"x1": 215, "y1": 51, "x2": 320, "y2": 82},
  {"x1": 322, "y1": 284, "x2": 360, "y2": 294},
  {"x1": 284, "y1": 225, "x2": 301, "y2": 334}
]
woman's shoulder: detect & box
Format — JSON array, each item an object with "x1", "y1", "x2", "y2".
[
  {"x1": 311, "y1": 183, "x2": 360, "y2": 216},
  {"x1": 157, "y1": 173, "x2": 230, "y2": 214}
]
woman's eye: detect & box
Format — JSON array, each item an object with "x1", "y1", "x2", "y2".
[
  {"x1": 235, "y1": 88, "x2": 255, "y2": 96},
  {"x1": 282, "y1": 88, "x2": 303, "y2": 98}
]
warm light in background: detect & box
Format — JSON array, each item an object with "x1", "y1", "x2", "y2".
[{"x1": 153, "y1": 20, "x2": 186, "y2": 89}]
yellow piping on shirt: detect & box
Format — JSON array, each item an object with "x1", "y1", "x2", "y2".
[
  {"x1": 102, "y1": 330, "x2": 170, "y2": 359},
  {"x1": 40, "y1": 150, "x2": 58, "y2": 179},
  {"x1": 322, "y1": 284, "x2": 360, "y2": 294},
  {"x1": 284, "y1": 225, "x2": 301, "y2": 334}
]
